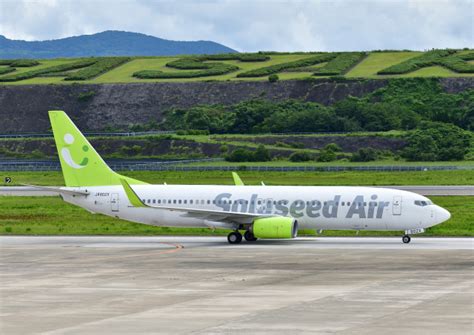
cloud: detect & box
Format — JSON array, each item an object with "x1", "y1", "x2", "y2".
[{"x1": 0, "y1": 0, "x2": 472, "y2": 51}]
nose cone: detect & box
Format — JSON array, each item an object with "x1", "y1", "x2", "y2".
[{"x1": 436, "y1": 206, "x2": 451, "y2": 225}]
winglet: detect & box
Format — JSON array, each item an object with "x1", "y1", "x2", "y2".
[
  {"x1": 120, "y1": 178, "x2": 147, "y2": 207},
  {"x1": 232, "y1": 172, "x2": 244, "y2": 186}
]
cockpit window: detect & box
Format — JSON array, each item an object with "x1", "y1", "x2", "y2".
[{"x1": 414, "y1": 200, "x2": 432, "y2": 206}]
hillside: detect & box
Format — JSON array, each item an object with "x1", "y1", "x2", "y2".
[
  {"x1": 0, "y1": 49, "x2": 473, "y2": 85},
  {"x1": 0, "y1": 77, "x2": 472, "y2": 133},
  {"x1": 0, "y1": 31, "x2": 237, "y2": 59}
]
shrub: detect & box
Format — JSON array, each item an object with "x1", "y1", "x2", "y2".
[
  {"x1": 268, "y1": 74, "x2": 279, "y2": 82},
  {"x1": 0, "y1": 67, "x2": 15, "y2": 75},
  {"x1": 0, "y1": 59, "x2": 39, "y2": 67},
  {"x1": 65, "y1": 57, "x2": 130, "y2": 80},
  {"x1": 134, "y1": 61, "x2": 238, "y2": 78},
  {"x1": 10, "y1": 59, "x2": 40, "y2": 67},
  {"x1": 133, "y1": 53, "x2": 269, "y2": 79},
  {"x1": 254, "y1": 144, "x2": 271, "y2": 161},
  {"x1": 219, "y1": 145, "x2": 229, "y2": 153},
  {"x1": 77, "y1": 91, "x2": 96, "y2": 101},
  {"x1": 377, "y1": 49, "x2": 457, "y2": 74},
  {"x1": 226, "y1": 148, "x2": 255, "y2": 162},
  {"x1": 225, "y1": 145, "x2": 271, "y2": 162},
  {"x1": 289, "y1": 151, "x2": 312, "y2": 162},
  {"x1": 0, "y1": 59, "x2": 96, "y2": 82},
  {"x1": 317, "y1": 149, "x2": 337, "y2": 162},
  {"x1": 438, "y1": 52, "x2": 474, "y2": 73},
  {"x1": 314, "y1": 52, "x2": 367, "y2": 76},
  {"x1": 324, "y1": 143, "x2": 342, "y2": 152},
  {"x1": 237, "y1": 53, "x2": 338, "y2": 77},
  {"x1": 351, "y1": 148, "x2": 378, "y2": 162}
]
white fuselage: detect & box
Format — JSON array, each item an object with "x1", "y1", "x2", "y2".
[{"x1": 62, "y1": 185, "x2": 450, "y2": 232}]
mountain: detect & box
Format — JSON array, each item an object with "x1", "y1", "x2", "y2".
[{"x1": 0, "y1": 31, "x2": 237, "y2": 58}]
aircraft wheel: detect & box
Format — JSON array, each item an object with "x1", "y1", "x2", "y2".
[
  {"x1": 402, "y1": 235, "x2": 411, "y2": 244},
  {"x1": 244, "y1": 230, "x2": 258, "y2": 242},
  {"x1": 227, "y1": 231, "x2": 242, "y2": 244}
]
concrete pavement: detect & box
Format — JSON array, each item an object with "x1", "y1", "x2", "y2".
[{"x1": 0, "y1": 236, "x2": 473, "y2": 334}]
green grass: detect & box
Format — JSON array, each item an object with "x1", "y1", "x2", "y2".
[
  {"x1": 346, "y1": 52, "x2": 422, "y2": 77},
  {"x1": 181, "y1": 160, "x2": 474, "y2": 167},
  {"x1": 1, "y1": 51, "x2": 473, "y2": 85},
  {"x1": 3, "y1": 170, "x2": 474, "y2": 187},
  {"x1": 0, "y1": 196, "x2": 471, "y2": 236}
]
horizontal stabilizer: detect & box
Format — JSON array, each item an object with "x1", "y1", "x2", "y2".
[{"x1": 23, "y1": 184, "x2": 89, "y2": 196}]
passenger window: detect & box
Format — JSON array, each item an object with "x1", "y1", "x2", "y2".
[
  {"x1": 178, "y1": 200, "x2": 182, "y2": 204},
  {"x1": 207, "y1": 200, "x2": 210, "y2": 204},
  {"x1": 152, "y1": 199, "x2": 156, "y2": 204}
]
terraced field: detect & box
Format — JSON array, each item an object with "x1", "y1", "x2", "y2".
[{"x1": 1, "y1": 50, "x2": 473, "y2": 85}]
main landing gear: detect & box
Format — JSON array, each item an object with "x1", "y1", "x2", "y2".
[
  {"x1": 227, "y1": 230, "x2": 258, "y2": 244},
  {"x1": 402, "y1": 235, "x2": 411, "y2": 244},
  {"x1": 244, "y1": 230, "x2": 258, "y2": 242},
  {"x1": 227, "y1": 231, "x2": 242, "y2": 244}
]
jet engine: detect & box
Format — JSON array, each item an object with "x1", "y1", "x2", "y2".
[{"x1": 251, "y1": 217, "x2": 298, "y2": 239}]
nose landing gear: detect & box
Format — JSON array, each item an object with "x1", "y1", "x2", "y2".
[{"x1": 402, "y1": 235, "x2": 411, "y2": 244}]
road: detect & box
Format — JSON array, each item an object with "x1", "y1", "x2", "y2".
[{"x1": 0, "y1": 236, "x2": 473, "y2": 334}]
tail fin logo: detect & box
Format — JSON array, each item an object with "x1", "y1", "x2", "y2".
[{"x1": 60, "y1": 133, "x2": 89, "y2": 169}]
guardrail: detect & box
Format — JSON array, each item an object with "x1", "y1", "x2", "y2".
[{"x1": 0, "y1": 160, "x2": 467, "y2": 172}]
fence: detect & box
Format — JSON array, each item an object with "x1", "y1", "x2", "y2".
[
  {"x1": 0, "y1": 130, "x2": 176, "y2": 139},
  {"x1": 0, "y1": 159, "x2": 466, "y2": 172}
]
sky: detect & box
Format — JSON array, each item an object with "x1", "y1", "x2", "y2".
[{"x1": 0, "y1": 0, "x2": 472, "y2": 52}]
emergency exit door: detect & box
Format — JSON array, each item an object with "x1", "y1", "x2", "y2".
[
  {"x1": 392, "y1": 196, "x2": 402, "y2": 215},
  {"x1": 111, "y1": 193, "x2": 119, "y2": 212}
]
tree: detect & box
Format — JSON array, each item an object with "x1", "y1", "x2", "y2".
[
  {"x1": 289, "y1": 151, "x2": 312, "y2": 162},
  {"x1": 254, "y1": 145, "x2": 271, "y2": 161},
  {"x1": 268, "y1": 74, "x2": 279, "y2": 82},
  {"x1": 402, "y1": 122, "x2": 471, "y2": 161},
  {"x1": 351, "y1": 148, "x2": 378, "y2": 162}
]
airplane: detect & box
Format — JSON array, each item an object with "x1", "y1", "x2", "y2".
[{"x1": 37, "y1": 110, "x2": 451, "y2": 244}]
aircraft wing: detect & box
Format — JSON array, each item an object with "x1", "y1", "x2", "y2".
[{"x1": 120, "y1": 178, "x2": 271, "y2": 224}]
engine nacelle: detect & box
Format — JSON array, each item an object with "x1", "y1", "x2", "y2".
[{"x1": 251, "y1": 217, "x2": 298, "y2": 239}]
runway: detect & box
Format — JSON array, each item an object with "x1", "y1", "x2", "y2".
[
  {"x1": 1, "y1": 236, "x2": 473, "y2": 334},
  {"x1": 1, "y1": 185, "x2": 474, "y2": 196}
]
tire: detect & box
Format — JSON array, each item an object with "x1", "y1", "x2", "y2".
[
  {"x1": 227, "y1": 231, "x2": 242, "y2": 244},
  {"x1": 402, "y1": 235, "x2": 411, "y2": 244},
  {"x1": 244, "y1": 230, "x2": 258, "y2": 242}
]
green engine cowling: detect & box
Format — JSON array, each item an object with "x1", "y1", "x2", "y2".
[{"x1": 251, "y1": 217, "x2": 298, "y2": 239}]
